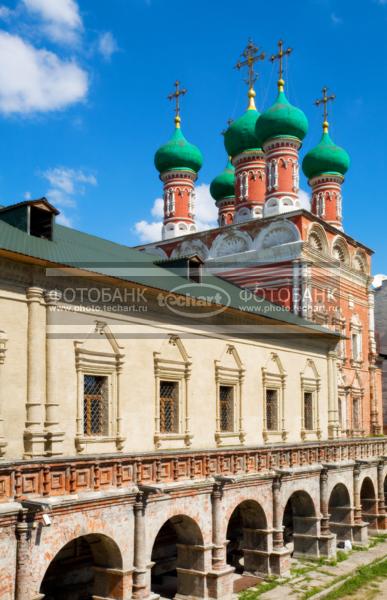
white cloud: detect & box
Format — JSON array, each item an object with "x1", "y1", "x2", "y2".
[
  {"x1": 151, "y1": 197, "x2": 164, "y2": 219},
  {"x1": 56, "y1": 211, "x2": 72, "y2": 227},
  {"x1": 134, "y1": 183, "x2": 218, "y2": 244},
  {"x1": 22, "y1": 0, "x2": 82, "y2": 44},
  {"x1": 135, "y1": 220, "x2": 162, "y2": 243},
  {"x1": 331, "y1": 12, "x2": 343, "y2": 25},
  {"x1": 373, "y1": 274, "x2": 387, "y2": 288},
  {"x1": 0, "y1": 6, "x2": 13, "y2": 19},
  {"x1": 0, "y1": 31, "x2": 88, "y2": 114},
  {"x1": 298, "y1": 188, "x2": 311, "y2": 210},
  {"x1": 40, "y1": 167, "x2": 97, "y2": 221},
  {"x1": 98, "y1": 32, "x2": 118, "y2": 61}
]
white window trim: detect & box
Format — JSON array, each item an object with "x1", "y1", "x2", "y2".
[
  {"x1": 153, "y1": 335, "x2": 192, "y2": 449},
  {"x1": 350, "y1": 318, "x2": 363, "y2": 367},
  {"x1": 262, "y1": 353, "x2": 287, "y2": 442},
  {"x1": 74, "y1": 322, "x2": 125, "y2": 453},
  {"x1": 300, "y1": 359, "x2": 321, "y2": 441},
  {"x1": 215, "y1": 345, "x2": 245, "y2": 447}
]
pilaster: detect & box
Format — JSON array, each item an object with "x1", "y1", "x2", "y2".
[
  {"x1": 0, "y1": 330, "x2": 8, "y2": 457},
  {"x1": 24, "y1": 286, "x2": 46, "y2": 458},
  {"x1": 44, "y1": 290, "x2": 65, "y2": 456}
]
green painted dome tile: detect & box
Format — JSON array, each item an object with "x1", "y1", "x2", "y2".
[{"x1": 154, "y1": 126, "x2": 203, "y2": 174}]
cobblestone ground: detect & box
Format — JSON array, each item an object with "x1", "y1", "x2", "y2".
[{"x1": 235, "y1": 539, "x2": 387, "y2": 600}]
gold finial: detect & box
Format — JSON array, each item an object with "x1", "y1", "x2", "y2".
[
  {"x1": 168, "y1": 80, "x2": 187, "y2": 128},
  {"x1": 315, "y1": 87, "x2": 336, "y2": 133},
  {"x1": 235, "y1": 39, "x2": 265, "y2": 110},
  {"x1": 270, "y1": 39, "x2": 293, "y2": 91}
]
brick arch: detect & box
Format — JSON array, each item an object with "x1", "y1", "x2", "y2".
[
  {"x1": 39, "y1": 533, "x2": 123, "y2": 599},
  {"x1": 282, "y1": 489, "x2": 316, "y2": 519},
  {"x1": 360, "y1": 476, "x2": 378, "y2": 529},
  {"x1": 152, "y1": 514, "x2": 204, "y2": 547},
  {"x1": 225, "y1": 500, "x2": 269, "y2": 578},
  {"x1": 328, "y1": 483, "x2": 353, "y2": 542},
  {"x1": 146, "y1": 499, "x2": 210, "y2": 555},
  {"x1": 150, "y1": 514, "x2": 206, "y2": 599}
]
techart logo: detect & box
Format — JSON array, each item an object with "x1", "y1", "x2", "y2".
[{"x1": 158, "y1": 283, "x2": 231, "y2": 319}]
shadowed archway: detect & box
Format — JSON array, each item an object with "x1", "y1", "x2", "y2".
[
  {"x1": 328, "y1": 483, "x2": 353, "y2": 542},
  {"x1": 39, "y1": 534, "x2": 123, "y2": 600},
  {"x1": 283, "y1": 491, "x2": 317, "y2": 557},
  {"x1": 151, "y1": 515, "x2": 204, "y2": 599},
  {"x1": 360, "y1": 477, "x2": 378, "y2": 530},
  {"x1": 226, "y1": 500, "x2": 268, "y2": 580}
]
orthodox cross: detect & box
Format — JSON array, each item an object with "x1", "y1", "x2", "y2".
[
  {"x1": 315, "y1": 87, "x2": 335, "y2": 131},
  {"x1": 270, "y1": 40, "x2": 293, "y2": 84},
  {"x1": 168, "y1": 80, "x2": 187, "y2": 126},
  {"x1": 235, "y1": 39, "x2": 265, "y2": 90}
]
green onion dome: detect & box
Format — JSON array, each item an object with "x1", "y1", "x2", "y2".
[
  {"x1": 154, "y1": 119, "x2": 203, "y2": 174},
  {"x1": 224, "y1": 90, "x2": 261, "y2": 158},
  {"x1": 256, "y1": 85, "x2": 308, "y2": 147},
  {"x1": 210, "y1": 158, "x2": 235, "y2": 201},
  {"x1": 302, "y1": 126, "x2": 350, "y2": 180}
]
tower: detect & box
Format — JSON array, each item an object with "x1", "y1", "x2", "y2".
[
  {"x1": 154, "y1": 81, "x2": 203, "y2": 240},
  {"x1": 210, "y1": 157, "x2": 236, "y2": 226},
  {"x1": 256, "y1": 40, "x2": 308, "y2": 217},
  {"x1": 224, "y1": 40, "x2": 266, "y2": 223},
  {"x1": 302, "y1": 88, "x2": 350, "y2": 230}
]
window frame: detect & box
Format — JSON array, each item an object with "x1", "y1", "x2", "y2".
[
  {"x1": 74, "y1": 323, "x2": 125, "y2": 454},
  {"x1": 83, "y1": 374, "x2": 109, "y2": 437},
  {"x1": 262, "y1": 353, "x2": 287, "y2": 443},
  {"x1": 215, "y1": 345, "x2": 245, "y2": 446},
  {"x1": 265, "y1": 387, "x2": 280, "y2": 432},
  {"x1": 300, "y1": 359, "x2": 321, "y2": 441},
  {"x1": 153, "y1": 335, "x2": 192, "y2": 449}
]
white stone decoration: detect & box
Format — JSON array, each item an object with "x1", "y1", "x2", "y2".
[
  {"x1": 267, "y1": 159, "x2": 279, "y2": 191},
  {"x1": 254, "y1": 219, "x2": 300, "y2": 251},
  {"x1": 140, "y1": 246, "x2": 168, "y2": 259},
  {"x1": 239, "y1": 172, "x2": 248, "y2": 200},
  {"x1": 166, "y1": 189, "x2": 175, "y2": 216},
  {"x1": 234, "y1": 206, "x2": 253, "y2": 224},
  {"x1": 292, "y1": 161, "x2": 300, "y2": 192},
  {"x1": 263, "y1": 196, "x2": 299, "y2": 218},
  {"x1": 171, "y1": 239, "x2": 209, "y2": 260},
  {"x1": 188, "y1": 190, "x2": 196, "y2": 216},
  {"x1": 209, "y1": 230, "x2": 253, "y2": 258}
]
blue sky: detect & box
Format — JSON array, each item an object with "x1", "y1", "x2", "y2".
[{"x1": 0, "y1": 0, "x2": 386, "y2": 276}]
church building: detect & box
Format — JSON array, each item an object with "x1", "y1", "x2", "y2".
[{"x1": 0, "y1": 40, "x2": 385, "y2": 600}]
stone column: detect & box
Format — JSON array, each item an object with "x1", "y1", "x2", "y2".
[
  {"x1": 0, "y1": 330, "x2": 8, "y2": 457},
  {"x1": 15, "y1": 511, "x2": 39, "y2": 600},
  {"x1": 132, "y1": 494, "x2": 149, "y2": 599},
  {"x1": 44, "y1": 291, "x2": 64, "y2": 456},
  {"x1": 24, "y1": 287, "x2": 46, "y2": 458},
  {"x1": 320, "y1": 469, "x2": 330, "y2": 535},
  {"x1": 272, "y1": 477, "x2": 283, "y2": 549},
  {"x1": 212, "y1": 484, "x2": 226, "y2": 570},
  {"x1": 353, "y1": 464, "x2": 363, "y2": 524},
  {"x1": 352, "y1": 463, "x2": 369, "y2": 545},
  {"x1": 377, "y1": 462, "x2": 386, "y2": 529},
  {"x1": 328, "y1": 351, "x2": 339, "y2": 439}
]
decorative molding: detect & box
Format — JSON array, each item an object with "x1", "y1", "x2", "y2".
[
  {"x1": 74, "y1": 321, "x2": 125, "y2": 453},
  {"x1": 153, "y1": 334, "x2": 192, "y2": 449},
  {"x1": 0, "y1": 330, "x2": 8, "y2": 457},
  {"x1": 262, "y1": 353, "x2": 287, "y2": 442},
  {"x1": 214, "y1": 344, "x2": 246, "y2": 446}
]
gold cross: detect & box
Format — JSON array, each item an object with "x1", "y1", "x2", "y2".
[
  {"x1": 168, "y1": 80, "x2": 187, "y2": 127},
  {"x1": 235, "y1": 39, "x2": 265, "y2": 91},
  {"x1": 315, "y1": 87, "x2": 336, "y2": 132},
  {"x1": 270, "y1": 40, "x2": 292, "y2": 89}
]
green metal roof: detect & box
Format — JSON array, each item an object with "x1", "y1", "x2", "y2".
[{"x1": 0, "y1": 216, "x2": 339, "y2": 338}]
